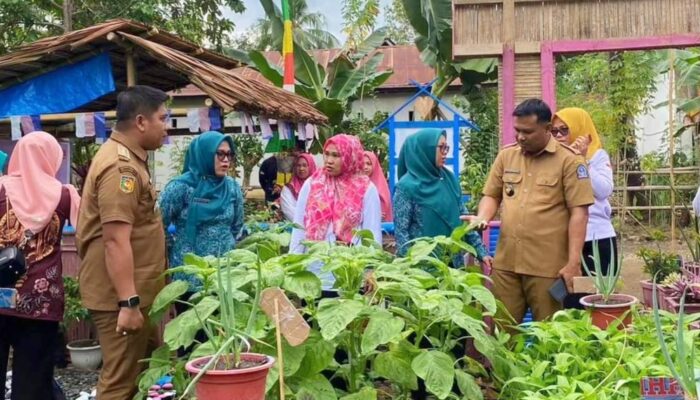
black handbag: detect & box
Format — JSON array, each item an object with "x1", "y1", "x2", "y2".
[
  {"x1": 0, "y1": 245, "x2": 26, "y2": 287},
  {"x1": 0, "y1": 192, "x2": 30, "y2": 288}
]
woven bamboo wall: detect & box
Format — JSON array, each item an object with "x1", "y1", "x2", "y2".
[
  {"x1": 497, "y1": 55, "x2": 542, "y2": 141},
  {"x1": 455, "y1": 0, "x2": 700, "y2": 51}
]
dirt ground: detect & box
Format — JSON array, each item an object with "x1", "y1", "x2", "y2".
[{"x1": 614, "y1": 225, "x2": 692, "y2": 301}]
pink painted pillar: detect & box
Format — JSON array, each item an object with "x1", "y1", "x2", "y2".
[
  {"x1": 540, "y1": 43, "x2": 557, "y2": 112},
  {"x1": 501, "y1": 43, "x2": 516, "y2": 145}
]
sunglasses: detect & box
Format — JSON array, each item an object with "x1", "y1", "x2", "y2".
[
  {"x1": 551, "y1": 127, "x2": 570, "y2": 138},
  {"x1": 438, "y1": 144, "x2": 451, "y2": 154},
  {"x1": 216, "y1": 151, "x2": 234, "y2": 162}
]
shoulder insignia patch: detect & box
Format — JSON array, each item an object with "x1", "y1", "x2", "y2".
[
  {"x1": 117, "y1": 144, "x2": 131, "y2": 161},
  {"x1": 119, "y1": 175, "x2": 136, "y2": 193},
  {"x1": 576, "y1": 164, "x2": 589, "y2": 180}
]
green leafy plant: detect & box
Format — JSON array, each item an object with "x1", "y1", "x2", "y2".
[
  {"x1": 138, "y1": 224, "x2": 500, "y2": 399},
  {"x1": 492, "y1": 308, "x2": 697, "y2": 399},
  {"x1": 581, "y1": 238, "x2": 623, "y2": 302},
  {"x1": 639, "y1": 247, "x2": 681, "y2": 282},
  {"x1": 653, "y1": 278, "x2": 700, "y2": 399},
  {"x1": 62, "y1": 276, "x2": 89, "y2": 329}
]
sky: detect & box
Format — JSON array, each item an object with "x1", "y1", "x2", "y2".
[{"x1": 223, "y1": 0, "x2": 393, "y2": 43}]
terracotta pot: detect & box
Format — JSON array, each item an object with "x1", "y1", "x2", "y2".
[
  {"x1": 580, "y1": 293, "x2": 638, "y2": 330},
  {"x1": 185, "y1": 353, "x2": 275, "y2": 400},
  {"x1": 640, "y1": 279, "x2": 655, "y2": 308}
]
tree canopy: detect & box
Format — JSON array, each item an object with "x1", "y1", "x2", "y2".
[{"x1": 0, "y1": 0, "x2": 246, "y2": 54}]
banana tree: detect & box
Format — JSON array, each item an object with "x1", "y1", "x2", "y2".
[
  {"x1": 249, "y1": 29, "x2": 393, "y2": 138},
  {"x1": 400, "y1": 0, "x2": 497, "y2": 120}
]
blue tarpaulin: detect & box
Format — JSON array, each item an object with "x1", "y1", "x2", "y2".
[{"x1": 0, "y1": 52, "x2": 115, "y2": 118}]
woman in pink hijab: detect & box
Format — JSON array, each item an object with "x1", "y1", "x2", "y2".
[
  {"x1": 0, "y1": 131, "x2": 80, "y2": 399},
  {"x1": 362, "y1": 151, "x2": 393, "y2": 222},
  {"x1": 280, "y1": 153, "x2": 317, "y2": 221},
  {"x1": 289, "y1": 134, "x2": 382, "y2": 291}
]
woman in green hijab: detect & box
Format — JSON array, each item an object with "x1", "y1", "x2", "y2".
[
  {"x1": 159, "y1": 131, "x2": 244, "y2": 291},
  {"x1": 393, "y1": 129, "x2": 491, "y2": 266}
]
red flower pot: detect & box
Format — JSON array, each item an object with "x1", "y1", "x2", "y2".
[
  {"x1": 185, "y1": 353, "x2": 275, "y2": 400},
  {"x1": 580, "y1": 293, "x2": 638, "y2": 330}
]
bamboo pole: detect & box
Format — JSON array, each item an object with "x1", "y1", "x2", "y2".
[
  {"x1": 274, "y1": 299, "x2": 285, "y2": 399},
  {"x1": 126, "y1": 50, "x2": 137, "y2": 87},
  {"x1": 669, "y1": 50, "x2": 676, "y2": 252}
]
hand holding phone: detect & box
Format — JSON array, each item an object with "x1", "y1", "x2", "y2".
[{"x1": 548, "y1": 278, "x2": 568, "y2": 303}]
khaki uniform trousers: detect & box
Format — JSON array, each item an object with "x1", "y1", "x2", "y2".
[
  {"x1": 491, "y1": 268, "x2": 562, "y2": 325},
  {"x1": 90, "y1": 308, "x2": 159, "y2": 400}
]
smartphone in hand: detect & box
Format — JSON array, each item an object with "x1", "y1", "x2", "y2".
[
  {"x1": 0, "y1": 288, "x2": 17, "y2": 309},
  {"x1": 548, "y1": 278, "x2": 568, "y2": 303}
]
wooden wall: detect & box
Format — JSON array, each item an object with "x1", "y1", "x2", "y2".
[{"x1": 454, "y1": 0, "x2": 700, "y2": 58}]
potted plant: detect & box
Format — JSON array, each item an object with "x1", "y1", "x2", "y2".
[
  {"x1": 638, "y1": 248, "x2": 681, "y2": 307},
  {"x1": 181, "y1": 254, "x2": 275, "y2": 400},
  {"x1": 662, "y1": 264, "x2": 700, "y2": 314},
  {"x1": 579, "y1": 239, "x2": 638, "y2": 329},
  {"x1": 652, "y1": 283, "x2": 700, "y2": 399},
  {"x1": 63, "y1": 277, "x2": 101, "y2": 370}
]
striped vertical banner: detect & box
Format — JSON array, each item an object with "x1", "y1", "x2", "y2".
[{"x1": 282, "y1": 0, "x2": 295, "y2": 93}]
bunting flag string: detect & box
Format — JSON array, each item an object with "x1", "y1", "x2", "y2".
[{"x1": 260, "y1": 117, "x2": 273, "y2": 140}]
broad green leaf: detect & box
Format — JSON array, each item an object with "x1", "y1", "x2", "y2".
[
  {"x1": 400, "y1": 0, "x2": 429, "y2": 37},
  {"x1": 411, "y1": 350, "x2": 454, "y2": 399},
  {"x1": 353, "y1": 27, "x2": 388, "y2": 59},
  {"x1": 294, "y1": 45, "x2": 326, "y2": 97},
  {"x1": 261, "y1": 263, "x2": 285, "y2": 287},
  {"x1": 451, "y1": 313, "x2": 494, "y2": 358},
  {"x1": 183, "y1": 253, "x2": 208, "y2": 269},
  {"x1": 297, "y1": 331, "x2": 335, "y2": 377},
  {"x1": 149, "y1": 280, "x2": 189, "y2": 322},
  {"x1": 468, "y1": 285, "x2": 497, "y2": 315},
  {"x1": 249, "y1": 50, "x2": 283, "y2": 87},
  {"x1": 283, "y1": 271, "x2": 322, "y2": 300},
  {"x1": 291, "y1": 374, "x2": 337, "y2": 400},
  {"x1": 374, "y1": 351, "x2": 418, "y2": 390},
  {"x1": 163, "y1": 296, "x2": 219, "y2": 350},
  {"x1": 314, "y1": 98, "x2": 345, "y2": 127},
  {"x1": 455, "y1": 370, "x2": 483, "y2": 400},
  {"x1": 361, "y1": 310, "x2": 405, "y2": 355},
  {"x1": 189, "y1": 340, "x2": 216, "y2": 360},
  {"x1": 408, "y1": 240, "x2": 438, "y2": 259},
  {"x1": 328, "y1": 53, "x2": 385, "y2": 100},
  {"x1": 339, "y1": 387, "x2": 377, "y2": 400},
  {"x1": 317, "y1": 298, "x2": 365, "y2": 341},
  {"x1": 261, "y1": 337, "x2": 306, "y2": 377},
  {"x1": 679, "y1": 96, "x2": 700, "y2": 115}
]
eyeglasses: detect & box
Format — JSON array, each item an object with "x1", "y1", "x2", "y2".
[
  {"x1": 216, "y1": 151, "x2": 234, "y2": 162},
  {"x1": 437, "y1": 144, "x2": 451, "y2": 154},
  {"x1": 551, "y1": 127, "x2": 570, "y2": 138}
]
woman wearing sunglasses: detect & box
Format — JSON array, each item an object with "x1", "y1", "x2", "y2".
[
  {"x1": 159, "y1": 131, "x2": 244, "y2": 293},
  {"x1": 393, "y1": 129, "x2": 490, "y2": 266},
  {"x1": 552, "y1": 108, "x2": 616, "y2": 309}
]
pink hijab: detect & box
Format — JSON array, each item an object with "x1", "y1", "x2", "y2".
[
  {"x1": 286, "y1": 153, "x2": 317, "y2": 199},
  {"x1": 305, "y1": 134, "x2": 370, "y2": 243},
  {"x1": 0, "y1": 132, "x2": 80, "y2": 233},
  {"x1": 363, "y1": 151, "x2": 392, "y2": 222}
]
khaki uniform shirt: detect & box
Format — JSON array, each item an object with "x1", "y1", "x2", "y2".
[
  {"x1": 77, "y1": 131, "x2": 165, "y2": 311},
  {"x1": 483, "y1": 137, "x2": 594, "y2": 278}
]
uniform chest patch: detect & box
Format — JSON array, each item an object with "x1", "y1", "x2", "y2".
[
  {"x1": 576, "y1": 164, "x2": 589, "y2": 179},
  {"x1": 120, "y1": 175, "x2": 136, "y2": 193}
]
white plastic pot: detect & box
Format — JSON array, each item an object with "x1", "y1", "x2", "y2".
[{"x1": 66, "y1": 339, "x2": 102, "y2": 370}]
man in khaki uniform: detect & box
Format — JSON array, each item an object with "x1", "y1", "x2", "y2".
[
  {"x1": 77, "y1": 85, "x2": 169, "y2": 400},
  {"x1": 471, "y1": 99, "x2": 593, "y2": 324}
]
